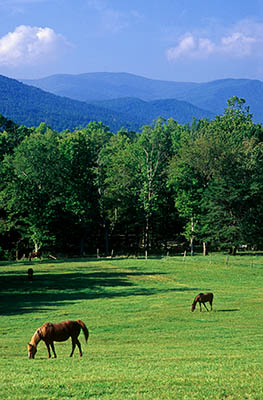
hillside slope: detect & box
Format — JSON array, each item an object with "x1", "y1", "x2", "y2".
[
  {"x1": 0, "y1": 75, "x2": 130, "y2": 131},
  {"x1": 92, "y1": 97, "x2": 215, "y2": 126}
]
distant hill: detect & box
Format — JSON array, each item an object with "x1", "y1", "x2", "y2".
[
  {"x1": 22, "y1": 72, "x2": 263, "y2": 123},
  {"x1": 92, "y1": 97, "x2": 215, "y2": 126},
  {"x1": 23, "y1": 72, "x2": 194, "y2": 102},
  {"x1": 0, "y1": 74, "x2": 215, "y2": 131},
  {"x1": 174, "y1": 79, "x2": 263, "y2": 122}
]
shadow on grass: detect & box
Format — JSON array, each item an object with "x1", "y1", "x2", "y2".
[
  {"x1": 0, "y1": 269, "x2": 198, "y2": 316},
  {"x1": 215, "y1": 309, "x2": 240, "y2": 312}
]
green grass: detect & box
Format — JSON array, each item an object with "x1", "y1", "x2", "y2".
[{"x1": 1, "y1": 254, "x2": 263, "y2": 399}]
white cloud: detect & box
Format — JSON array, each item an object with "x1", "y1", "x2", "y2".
[
  {"x1": 0, "y1": 25, "x2": 69, "y2": 66},
  {"x1": 166, "y1": 34, "x2": 215, "y2": 61},
  {"x1": 220, "y1": 32, "x2": 256, "y2": 56},
  {"x1": 166, "y1": 20, "x2": 263, "y2": 61}
]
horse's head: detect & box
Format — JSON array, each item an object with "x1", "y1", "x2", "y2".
[
  {"x1": 27, "y1": 343, "x2": 37, "y2": 359},
  {"x1": 191, "y1": 302, "x2": 196, "y2": 312}
]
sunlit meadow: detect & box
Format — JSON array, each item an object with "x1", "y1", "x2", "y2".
[{"x1": 1, "y1": 254, "x2": 263, "y2": 399}]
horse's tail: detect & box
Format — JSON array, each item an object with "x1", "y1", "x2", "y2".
[{"x1": 77, "y1": 320, "x2": 89, "y2": 343}]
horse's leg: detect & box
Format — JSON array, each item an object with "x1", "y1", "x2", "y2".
[
  {"x1": 45, "y1": 342, "x2": 51, "y2": 358},
  {"x1": 76, "y1": 338, "x2": 83, "y2": 357},
  {"x1": 70, "y1": 338, "x2": 76, "y2": 357},
  {"x1": 199, "y1": 302, "x2": 202, "y2": 312},
  {"x1": 50, "y1": 342, "x2": 57, "y2": 358},
  {"x1": 203, "y1": 302, "x2": 209, "y2": 311},
  {"x1": 210, "y1": 300, "x2": 213, "y2": 311}
]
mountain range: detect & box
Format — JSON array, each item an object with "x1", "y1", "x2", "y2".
[
  {"x1": 22, "y1": 72, "x2": 263, "y2": 123},
  {"x1": 0, "y1": 72, "x2": 262, "y2": 132}
]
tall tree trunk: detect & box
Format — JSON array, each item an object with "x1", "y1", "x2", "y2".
[
  {"x1": 229, "y1": 246, "x2": 237, "y2": 255},
  {"x1": 203, "y1": 242, "x2": 208, "y2": 256},
  {"x1": 33, "y1": 240, "x2": 41, "y2": 253},
  {"x1": 190, "y1": 236, "x2": 194, "y2": 256},
  {"x1": 145, "y1": 216, "x2": 149, "y2": 253},
  {"x1": 104, "y1": 221, "x2": 109, "y2": 256},
  {"x1": 99, "y1": 188, "x2": 109, "y2": 256},
  {"x1": 190, "y1": 218, "x2": 194, "y2": 256}
]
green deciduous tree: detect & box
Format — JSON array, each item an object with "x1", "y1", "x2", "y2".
[
  {"x1": 169, "y1": 97, "x2": 263, "y2": 254},
  {"x1": 0, "y1": 128, "x2": 62, "y2": 255},
  {"x1": 135, "y1": 119, "x2": 174, "y2": 251},
  {"x1": 58, "y1": 124, "x2": 111, "y2": 254}
]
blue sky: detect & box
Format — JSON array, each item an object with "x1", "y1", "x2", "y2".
[{"x1": 0, "y1": 0, "x2": 263, "y2": 82}]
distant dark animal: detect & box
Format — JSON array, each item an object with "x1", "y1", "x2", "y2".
[
  {"x1": 191, "y1": 292, "x2": 214, "y2": 312},
  {"x1": 28, "y1": 250, "x2": 42, "y2": 261},
  {"x1": 27, "y1": 320, "x2": 89, "y2": 359},
  {"x1": 27, "y1": 268, "x2": 34, "y2": 281}
]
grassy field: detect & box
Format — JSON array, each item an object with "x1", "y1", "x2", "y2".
[{"x1": 1, "y1": 254, "x2": 263, "y2": 399}]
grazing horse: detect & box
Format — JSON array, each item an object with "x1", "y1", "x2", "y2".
[
  {"x1": 27, "y1": 320, "x2": 89, "y2": 359},
  {"x1": 27, "y1": 268, "x2": 34, "y2": 281},
  {"x1": 28, "y1": 250, "x2": 42, "y2": 261},
  {"x1": 191, "y1": 292, "x2": 214, "y2": 312}
]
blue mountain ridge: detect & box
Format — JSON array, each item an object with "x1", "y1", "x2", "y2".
[
  {"x1": 0, "y1": 74, "x2": 215, "y2": 131},
  {"x1": 22, "y1": 72, "x2": 263, "y2": 124}
]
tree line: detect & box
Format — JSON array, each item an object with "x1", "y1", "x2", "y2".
[{"x1": 1, "y1": 97, "x2": 263, "y2": 259}]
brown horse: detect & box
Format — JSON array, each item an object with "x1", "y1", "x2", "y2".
[
  {"x1": 28, "y1": 250, "x2": 42, "y2": 261},
  {"x1": 27, "y1": 320, "x2": 89, "y2": 359},
  {"x1": 191, "y1": 292, "x2": 214, "y2": 312},
  {"x1": 27, "y1": 268, "x2": 34, "y2": 281}
]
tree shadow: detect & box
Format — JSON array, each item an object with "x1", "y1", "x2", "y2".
[
  {"x1": 236, "y1": 252, "x2": 263, "y2": 257},
  {"x1": 0, "y1": 269, "x2": 197, "y2": 316}
]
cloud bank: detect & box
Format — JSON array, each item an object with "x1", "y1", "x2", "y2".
[
  {"x1": 166, "y1": 20, "x2": 263, "y2": 61},
  {"x1": 0, "y1": 25, "x2": 68, "y2": 66}
]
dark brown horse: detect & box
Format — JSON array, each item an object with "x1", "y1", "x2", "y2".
[
  {"x1": 27, "y1": 320, "x2": 89, "y2": 359},
  {"x1": 28, "y1": 250, "x2": 42, "y2": 261},
  {"x1": 27, "y1": 268, "x2": 34, "y2": 281},
  {"x1": 191, "y1": 292, "x2": 214, "y2": 312}
]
